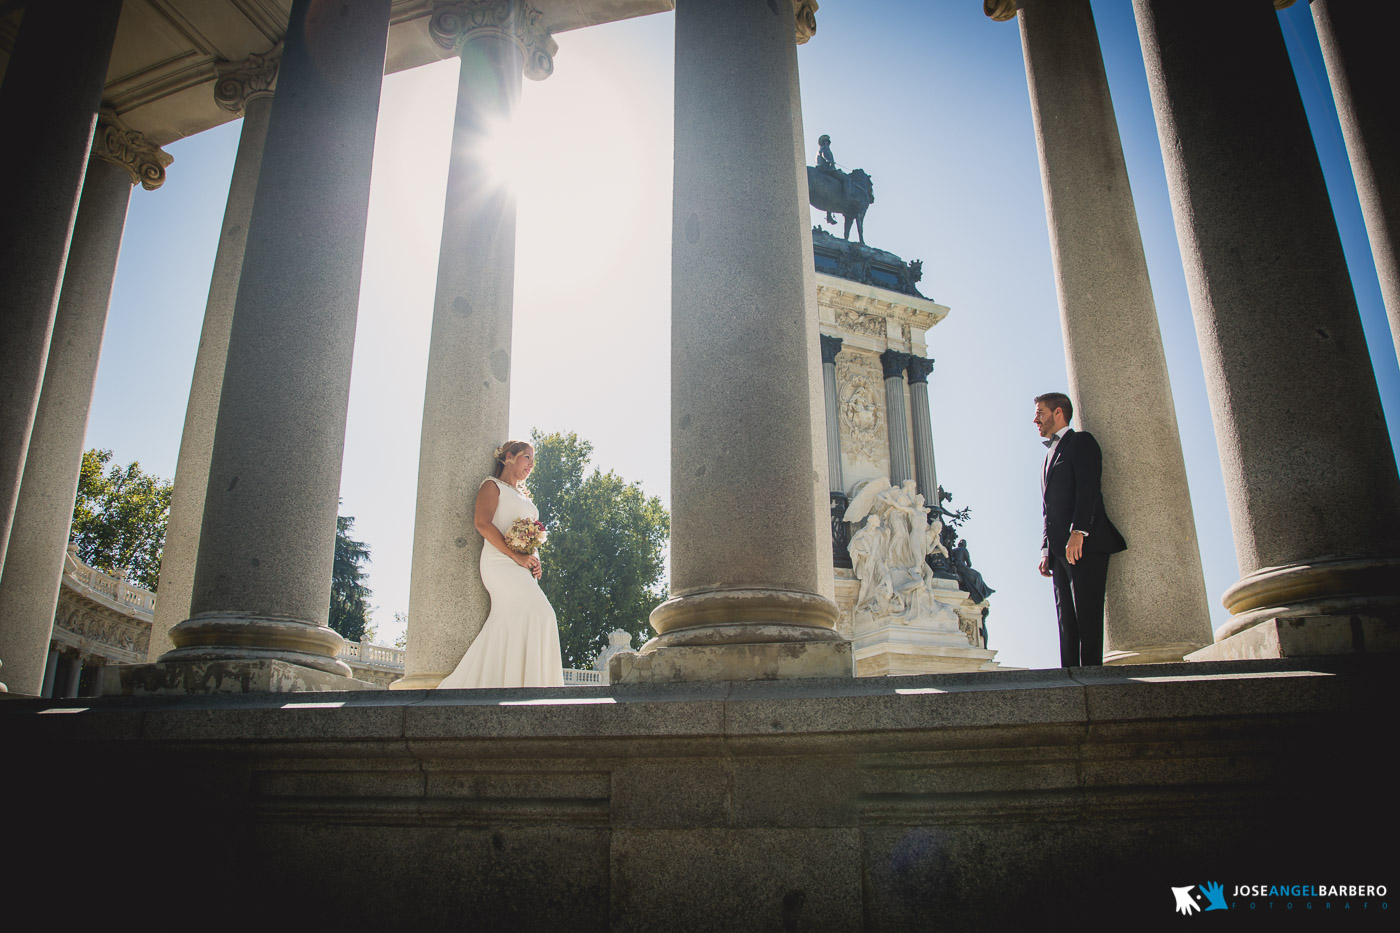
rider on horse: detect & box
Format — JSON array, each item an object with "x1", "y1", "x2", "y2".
[{"x1": 816, "y1": 135, "x2": 839, "y2": 224}]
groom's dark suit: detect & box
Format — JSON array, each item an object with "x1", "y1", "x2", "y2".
[{"x1": 1042, "y1": 428, "x2": 1127, "y2": 667}]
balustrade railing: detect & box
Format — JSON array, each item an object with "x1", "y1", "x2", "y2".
[{"x1": 62, "y1": 549, "x2": 156, "y2": 618}]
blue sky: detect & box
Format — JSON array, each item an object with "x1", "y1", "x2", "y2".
[{"x1": 86, "y1": 1, "x2": 1398, "y2": 668}]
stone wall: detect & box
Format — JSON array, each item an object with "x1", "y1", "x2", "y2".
[{"x1": 5, "y1": 658, "x2": 1387, "y2": 927}]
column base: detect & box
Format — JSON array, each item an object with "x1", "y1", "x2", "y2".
[
  {"x1": 102, "y1": 659, "x2": 378, "y2": 695},
  {"x1": 610, "y1": 639, "x2": 853, "y2": 684},
  {"x1": 1219, "y1": 555, "x2": 1400, "y2": 640},
  {"x1": 163, "y1": 612, "x2": 351, "y2": 676},
  {"x1": 1103, "y1": 642, "x2": 1208, "y2": 665},
  {"x1": 1186, "y1": 613, "x2": 1399, "y2": 662},
  {"x1": 388, "y1": 672, "x2": 447, "y2": 690}
]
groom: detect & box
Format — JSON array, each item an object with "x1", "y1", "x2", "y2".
[{"x1": 1034, "y1": 392, "x2": 1127, "y2": 667}]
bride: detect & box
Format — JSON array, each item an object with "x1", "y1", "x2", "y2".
[{"x1": 437, "y1": 440, "x2": 564, "y2": 689}]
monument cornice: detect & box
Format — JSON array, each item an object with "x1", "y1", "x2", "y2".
[
  {"x1": 429, "y1": 0, "x2": 558, "y2": 81},
  {"x1": 213, "y1": 44, "x2": 282, "y2": 115},
  {"x1": 94, "y1": 111, "x2": 173, "y2": 190}
]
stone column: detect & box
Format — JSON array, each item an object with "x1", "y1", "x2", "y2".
[
  {"x1": 42, "y1": 649, "x2": 59, "y2": 698},
  {"x1": 1133, "y1": 0, "x2": 1400, "y2": 647},
  {"x1": 905, "y1": 356, "x2": 938, "y2": 503},
  {"x1": 394, "y1": 1, "x2": 555, "y2": 690},
  {"x1": 820, "y1": 334, "x2": 845, "y2": 494},
  {"x1": 0, "y1": 0, "x2": 123, "y2": 578},
  {"x1": 152, "y1": 0, "x2": 392, "y2": 685},
  {"x1": 992, "y1": 0, "x2": 1212, "y2": 663},
  {"x1": 1309, "y1": 0, "x2": 1400, "y2": 367},
  {"x1": 148, "y1": 47, "x2": 280, "y2": 662},
  {"x1": 615, "y1": 0, "x2": 849, "y2": 683},
  {"x1": 0, "y1": 116, "x2": 167, "y2": 697},
  {"x1": 880, "y1": 350, "x2": 913, "y2": 487}
]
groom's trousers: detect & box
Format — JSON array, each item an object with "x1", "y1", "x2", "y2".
[{"x1": 1050, "y1": 551, "x2": 1109, "y2": 667}]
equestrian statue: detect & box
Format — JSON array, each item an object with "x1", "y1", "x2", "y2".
[{"x1": 808, "y1": 134, "x2": 875, "y2": 246}]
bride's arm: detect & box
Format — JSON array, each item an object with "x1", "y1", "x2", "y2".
[{"x1": 474, "y1": 481, "x2": 540, "y2": 575}]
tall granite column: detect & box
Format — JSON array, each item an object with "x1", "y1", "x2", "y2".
[
  {"x1": 147, "y1": 48, "x2": 280, "y2": 662},
  {"x1": 0, "y1": 0, "x2": 123, "y2": 579},
  {"x1": 395, "y1": 1, "x2": 555, "y2": 690},
  {"x1": 616, "y1": 0, "x2": 849, "y2": 683},
  {"x1": 0, "y1": 116, "x2": 168, "y2": 697},
  {"x1": 820, "y1": 334, "x2": 845, "y2": 495},
  {"x1": 1133, "y1": 0, "x2": 1400, "y2": 643},
  {"x1": 1308, "y1": 0, "x2": 1400, "y2": 367},
  {"x1": 905, "y1": 356, "x2": 938, "y2": 503},
  {"x1": 990, "y1": 0, "x2": 1212, "y2": 662},
  {"x1": 151, "y1": 0, "x2": 392, "y2": 685},
  {"x1": 880, "y1": 349, "x2": 913, "y2": 487}
]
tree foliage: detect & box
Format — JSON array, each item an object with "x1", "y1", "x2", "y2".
[
  {"x1": 529, "y1": 430, "x2": 669, "y2": 668},
  {"x1": 329, "y1": 513, "x2": 374, "y2": 643},
  {"x1": 70, "y1": 449, "x2": 173, "y2": 591}
]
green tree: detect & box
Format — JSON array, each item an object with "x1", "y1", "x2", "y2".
[
  {"x1": 529, "y1": 430, "x2": 669, "y2": 668},
  {"x1": 70, "y1": 449, "x2": 173, "y2": 591},
  {"x1": 329, "y1": 513, "x2": 374, "y2": 643}
]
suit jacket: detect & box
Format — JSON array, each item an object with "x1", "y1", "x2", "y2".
[{"x1": 1042, "y1": 428, "x2": 1127, "y2": 559}]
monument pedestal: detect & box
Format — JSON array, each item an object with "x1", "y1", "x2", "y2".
[
  {"x1": 103, "y1": 659, "x2": 377, "y2": 696},
  {"x1": 1187, "y1": 614, "x2": 1399, "y2": 662}
]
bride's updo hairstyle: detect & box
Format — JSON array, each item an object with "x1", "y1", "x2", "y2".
[{"x1": 493, "y1": 440, "x2": 533, "y2": 497}]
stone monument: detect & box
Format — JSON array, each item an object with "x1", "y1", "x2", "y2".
[{"x1": 808, "y1": 143, "x2": 999, "y2": 674}]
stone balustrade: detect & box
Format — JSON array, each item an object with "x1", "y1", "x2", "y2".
[{"x1": 61, "y1": 549, "x2": 156, "y2": 618}]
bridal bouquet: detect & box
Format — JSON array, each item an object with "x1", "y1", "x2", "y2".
[{"x1": 504, "y1": 517, "x2": 547, "y2": 555}]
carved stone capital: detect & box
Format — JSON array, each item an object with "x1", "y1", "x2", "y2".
[
  {"x1": 430, "y1": 0, "x2": 557, "y2": 81},
  {"x1": 984, "y1": 0, "x2": 1016, "y2": 22},
  {"x1": 213, "y1": 44, "x2": 282, "y2": 114},
  {"x1": 880, "y1": 349, "x2": 912, "y2": 380},
  {"x1": 820, "y1": 333, "x2": 844, "y2": 365},
  {"x1": 906, "y1": 356, "x2": 934, "y2": 385},
  {"x1": 795, "y1": 0, "x2": 818, "y2": 45},
  {"x1": 93, "y1": 111, "x2": 173, "y2": 190}
]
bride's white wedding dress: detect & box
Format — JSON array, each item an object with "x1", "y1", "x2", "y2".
[{"x1": 437, "y1": 477, "x2": 564, "y2": 689}]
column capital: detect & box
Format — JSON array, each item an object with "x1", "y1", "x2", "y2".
[
  {"x1": 984, "y1": 0, "x2": 1017, "y2": 23},
  {"x1": 795, "y1": 1, "x2": 819, "y2": 45},
  {"x1": 430, "y1": 0, "x2": 557, "y2": 81},
  {"x1": 880, "y1": 348, "x2": 912, "y2": 380},
  {"x1": 93, "y1": 110, "x2": 172, "y2": 190},
  {"x1": 213, "y1": 44, "x2": 282, "y2": 114},
  {"x1": 819, "y1": 333, "x2": 843, "y2": 364},
  {"x1": 906, "y1": 356, "x2": 934, "y2": 385}
]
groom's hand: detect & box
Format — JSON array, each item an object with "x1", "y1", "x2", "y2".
[
  {"x1": 1038, "y1": 556, "x2": 1051, "y2": 577},
  {"x1": 528, "y1": 555, "x2": 542, "y2": 579},
  {"x1": 1066, "y1": 531, "x2": 1085, "y2": 565}
]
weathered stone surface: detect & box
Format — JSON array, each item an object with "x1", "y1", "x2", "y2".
[
  {"x1": 6, "y1": 661, "x2": 1389, "y2": 924},
  {"x1": 102, "y1": 659, "x2": 378, "y2": 697},
  {"x1": 611, "y1": 640, "x2": 853, "y2": 684},
  {"x1": 1187, "y1": 614, "x2": 1400, "y2": 662}
]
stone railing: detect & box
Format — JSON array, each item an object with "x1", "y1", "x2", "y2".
[
  {"x1": 337, "y1": 641, "x2": 406, "y2": 670},
  {"x1": 562, "y1": 668, "x2": 606, "y2": 686},
  {"x1": 62, "y1": 547, "x2": 156, "y2": 619}
]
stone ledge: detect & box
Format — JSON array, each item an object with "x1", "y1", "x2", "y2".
[
  {"x1": 1187, "y1": 613, "x2": 1400, "y2": 661},
  {"x1": 101, "y1": 658, "x2": 379, "y2": 696}
]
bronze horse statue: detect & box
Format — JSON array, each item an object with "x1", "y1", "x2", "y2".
[{"x1": 807, "y1": 166, "x2": 874, "y2": 245}]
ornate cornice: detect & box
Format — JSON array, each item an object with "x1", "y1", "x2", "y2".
[
  {"x1": 820, "y1": 333, "x2": 844, "y2": 365},
  {"x1": 430, "y1": 0, "x2": 557, "y2": 81},
  {"x1": 1274, "y1": 1, "x2": 1298, "y2": 8},
  {"x1": 984, "y1": 0, "x2": 1016, "y2": 22},
  {"x1": 795, "y1": 0, "x2": 818, "y2": 45},
  {"x1": 906, "y1": 356, "x2": 934, "y2": 385},
  {"x1": 213, "y1": 44, "x2": 282, "y2": 114},
  {"x1": 94, "y1": 111, "x2": 173, "y2": 190},
  {"x1": 880, "y1": 349, "x2": 912, "y2": 380}
]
